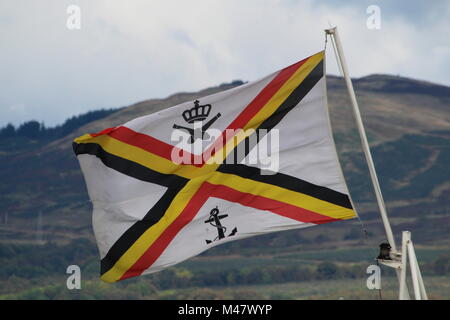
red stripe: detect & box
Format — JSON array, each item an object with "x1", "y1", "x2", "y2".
[
  {"x1": 209, "y1": 184, "x2": 339, "y2": 225},
  {"x1": 120, "y1": 181, "x2": 337, "y2": 280},
  {"x1": 89, "y1": 57, "x2": 310, "y2": 167},
  {"x1": 201, "y1": 57, "x2": 310, "y2": 159},
  {"x1": 119, "y1": 183, "x2": 212, "y2": 280},
  {"x1": 90, "y1": 127, "x2": 116, "y2": 137},
  {"x1": 224, "y1": 57, "x2": 309, "y2": 131},
  {"x1": 109, "y1": 126, "x2": 177, "y2": 162}
]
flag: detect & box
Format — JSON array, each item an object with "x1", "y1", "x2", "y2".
[{"x1": 73, "y1": 51, "x2": 356, "y2": 283}]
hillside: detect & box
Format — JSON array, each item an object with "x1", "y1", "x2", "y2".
[
  {"x1": 0, "y1": 74, "x2": 449, "y2": 299},
  {"x1": 47, "y1": 75, "x2": 450, "y2": 152}
]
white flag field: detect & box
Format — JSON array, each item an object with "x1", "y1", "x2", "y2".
[{"x1": 73, "y1": 51, "x2": 357, "y2": 283}]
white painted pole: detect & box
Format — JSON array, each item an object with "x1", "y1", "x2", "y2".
[
  {"x1": 407, "y1": 239, "x2": 421, "y2": 299},
  {"x1": 416, "y1": 263, "x2": 428, "y2": 300},
  {"x1": 399, "y1": 231, "x2": 409, "y2": 300},
  {"x1": 324, "y1": 26, "x2": 398, "y2": 252},
  {"x1": 325, "y1": 26, "x2": 411, "y2": 299},
  {"x1": 408, "y1": 236, "x2": 428, "y2": 300}
]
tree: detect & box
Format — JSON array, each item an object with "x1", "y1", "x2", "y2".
[
  {"x1": 17, "y1": 120, "x2": 41, "y2": 138},
  {"x1": 316, "y1": 262, "x2": 339, "y2": 280},
  {"x1": 433, "y1": 255, "x2": 450, "y2": 275},
  {"x1": 0, "y1": 123, "x2": 16, "y2": 138},
  {"x1": 315, "y1": 234, "x2": 330, "y2": 243}
]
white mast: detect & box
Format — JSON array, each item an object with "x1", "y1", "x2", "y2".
[
  {"x1": 326, "y1": 26, "x2": 396, "y2": 251},
  {"x1": 324, "y1": 26, "x2": 427, "y2": 300}
]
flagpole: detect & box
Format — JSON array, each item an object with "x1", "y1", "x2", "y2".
[
  {"x1": 324, "y1": 26, "x2": 397, "y2": 252},
  {"x1": 323, "y1": 26, "x2": 432, "y2": 300}
]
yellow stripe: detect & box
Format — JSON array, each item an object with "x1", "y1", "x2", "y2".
[
  {"x1": 76, "y1": 134, "x2": 215, "y2": 179},
  {"x1": 208, "y1": 51, "x2": 324, "y2": 164},
  {"x1": 206, "y1": 171, "x2": 355, "y2": 220},
  {"x1": 75, "y1": 135, "x2": 354, "y2": 219},
  {"x1": 76, "y1": 132, "x2": 352, "y2": 221},
  {"x1": 74, "y1": 133, "x2": 94, "y2": 143},
  {"x1": 100, "y1": 178, "x2": 204, "y2": 282},
  {"x1": 243, "y1": 51, "x2": 324, "y2": 131}
]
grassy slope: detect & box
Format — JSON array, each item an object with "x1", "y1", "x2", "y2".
[{"x1": 1, "y1": 243, "x2": 448, "y2": 299}]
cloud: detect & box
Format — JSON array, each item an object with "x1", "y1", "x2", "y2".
[{"x1": 0, "y1": 0, "x2": 449, "y2": 127}]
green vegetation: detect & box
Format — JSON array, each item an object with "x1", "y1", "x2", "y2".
[
  {"x1": 0, "y1": 240, "x2": 448, "y2": 299},
  {"x1": 343, "y1": 131, "x2": 450, "y2": 203}
]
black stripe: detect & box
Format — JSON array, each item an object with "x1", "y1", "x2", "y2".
[
  {"x1": 100, "y1": 183, "x2": 185, "y2": 275},
  {"x1": 218, "y1": 60, "x2": 352, "y2": 209},
  {"x1": 259, "y1": 60, "x2": 324, "y2": 131},
  {"x1": 218, "y1": 164, "x2": 352, "y2": 209},
  {"x1": 224, "y1": 60, "x2": 324, "y2": 164},
  {"x1": 74, "y1": 142, "x2": 188, "y2": 275},
  {"x1": 74, "y1": 142, "x2": 186, "y2": 188}
]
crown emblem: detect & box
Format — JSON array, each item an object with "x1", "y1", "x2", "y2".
[
  {"x1": 173, "y1": 99, "x2": 221, "y2": 144},
  {"x1": 182, "y1": 100, "x2": 211, "y2": 123}
]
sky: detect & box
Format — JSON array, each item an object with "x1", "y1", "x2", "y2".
[{"x1": 1, "y1": 0, "x2": 449, "y2": 127}]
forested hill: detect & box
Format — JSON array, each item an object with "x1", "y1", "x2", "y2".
[{"x1": 0, "y1": 108, "x2": 119, "y2": 152}]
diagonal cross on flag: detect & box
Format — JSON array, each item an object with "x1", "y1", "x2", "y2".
[{"x1": 73, "y1": 51, "x2": 356, "y2": 282}]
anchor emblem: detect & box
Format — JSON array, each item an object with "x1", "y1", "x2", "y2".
[{"x1": 204, "y1": 206, "x2": 237, "y2": 244}]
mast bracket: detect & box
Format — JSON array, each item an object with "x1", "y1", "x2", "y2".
[
  {"x1": 324, "y1": 27, "x2": 336, "y2": 35},
  {"x1": 377, "y1": 258, "x2": 402, "y2": 269}
]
